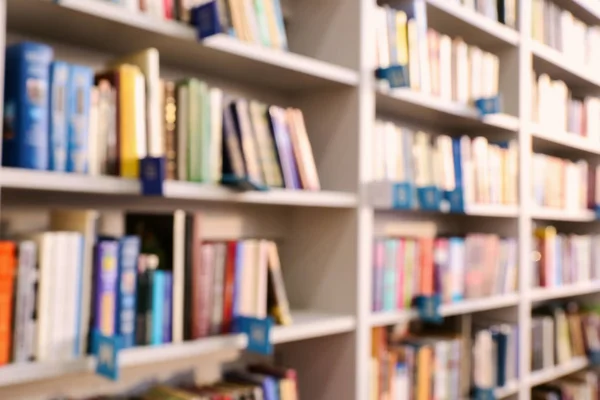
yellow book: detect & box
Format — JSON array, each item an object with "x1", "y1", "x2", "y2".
[
  {"x1": 118, "y1": 64, "x2": 144, "y2": 178},
  {"x1": 416, "y1": 345, "x2": 432, "y2": 400},
  {"x1": 396, "y1": 11, "x2": 409, "y2": 66}
]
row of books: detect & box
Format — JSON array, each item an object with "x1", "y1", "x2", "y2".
[
  {"x1": 375, "y1": 4, "x2": 500, "y2": 104},
  {"x1": 472, "y1": 323, "x2": 519, "y2": 390},
  {"x1": 371, "y1": 321, "x2": 517, "y2": 400},
  {"x1": 531, "y1": 302, "x2": 589, "y2": 371},
  {"x1": 449, "y1": 0, "x2": 516, "y2": 28},
  {"x1": 72, "y1": 362, "x2": 298, "y2": 399},
  {"x1": 532, "y1": 72, "x2": 600, "y2": 141},
  {"x1": 106, "y1": 0, "x2": 289, "y2": 50},
  {"x1": 531, "y1": 154, "x2": 590, "y2": 212},
  {"x1": 533, "y1": 227, "x2": 600, "y2": 289},
  {"x1": 372, "y1": 234, "x2": 517, "y2": 313},
  {"x1": 373, "y1": 120, "x2": 519, "y2": 207},
  {"x1": 532, "y1": 370, "x2": 600, "y2": 399},
  {"x1": 532, "y1": 0, "x2": 600, "y2": 71},
  {"x1": 4, "y1": 42, "x2": 320, "y2": 190},
  {"x1": 0, "y1": 210, "x2": 292, "y2": 365}
]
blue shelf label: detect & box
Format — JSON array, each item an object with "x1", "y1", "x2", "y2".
[
  {"x1": 445, "y1": 188, "x2": 465, "y2": 214},
  {"x1": 392, "y1": 182, "x2": 414, "y2": 210},
  {"x1": 234, "y1": 316, "x2": 273, "y2": 355},
  {"x1": 594, "y1": 205, "x2": 600, "y2": 220},
  {"x1": 375, "y1": 65, "x2": 409, "y2": 89},
  {"x1": 475, "y1": 95, "x2": 502, "y2": 116},
  {"x1": 589, "y1": 350, "x2": 600, "y2": 365},
  {"x1": 417, "y1": 186, "x2": 442, "y2": 212},
  {"x1": 415, "y1": 294, "x2": 442, "y2": 324},
  {"x1": 473, "y1": 387, "x2": 496, "y2": 400},
  {"x1": 140, "y1": 157, "x2": 165, "y2": 196},
  {"x1": 92, "y1": 330, "x2": 123, "y2": 381}
]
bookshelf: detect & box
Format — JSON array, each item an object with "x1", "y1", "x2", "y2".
[{"x1": 1, "y1": 0, "x2": 600, "y2": 399}]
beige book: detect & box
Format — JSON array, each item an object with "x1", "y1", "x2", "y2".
[
  {"x1": 394, "y1": 125, "x2": 405, "y2": 182},
  {"x1": 472, "y1": 137, "x2": 490, "y2": 203},
  {"x1": 427, "y1": 29, "x2": 440, "y2": 97},
  {"x1": 254, "y1": 240, "x2": 269, "y2": 319},
  {"x1": 228, "y1": 0, "x2": 248, "y2": 41},
  {"x1": 87, "y1": 87, "x2": 100, "y2": 176},
  {"x1": 263, "y1": 0, "x2": 283, "y2": 49},
  {"x1": 287, "y1": 108, "x2": 320, "y2": 190},
  {"x1": 407, "y1": 19, "x2": 420, "y2": 91},
  {"x1": 414, "y1": 131, "x2": 433, "y2": 187},
  {"x1": 384, "y1": 121, "x2": 397, "y2": 181},
  {"x1": 238, "y1": 240, "x2": 258, "y2": 317},
  {"x1": 250, "y1": 101, "x2": 282, "y2": 187},
  {"x1": 452, "y1": 37, "x2": 469, "y2": 104},
  {"x1": 110, "y1": 48, "x2": 162, "y2": 157},
  {"x1": 209, "y1": 87, "x2": 223, "y2": 183},
  {"x1": 468, "y1": 45, "x2": 483, "y2": 103},
  {"x1": 373, "y1": 120, "x2": 386, "y2": 181},
  {"x1": 439, "y1": 34, "x2": 452, "y2": 101},
  {"x1": 235, "y1": 99, "x2": 264, "y2": 184},
  {"x1": 176, "y1": 84, "x2": 189, "y2": 181},
  {"x1": 537, "y1": 73, "x2": 551, "y2": 128},
  {"x1": 376, "y1": 7, "x2": 390, "y2": 69},
  {"x1": 242, "y1": 0, "x2": 261, "y2": 44},
  {"x1": 266, "y1": 241, "x2": 292, "y2": 325}
]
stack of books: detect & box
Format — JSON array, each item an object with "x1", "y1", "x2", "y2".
[
  {"x1": 532, "y1": 0, "x2": 600, "y2": 71},
  {"x1": 532, "y1": 72, "x2": 600, "y2": 141},
  {"x1": 531, "y1": 302, "x2": 587, "y2": 372},
  {"x1": 532, "y1": 371, "x2": 600, "y2": 399},
  {"x1": 371, "y1": 326, "x2": 464, "y2": 400},
  {"x1": 372, "y1": 121, "x2": 519, "y2": 208},
  {"x1": 103, "y1": 0, "x2": 289, "y2": 50},
  {"x1": 375, "y1": 3, "x2": 500, "y2": 104},
  {"x1": 4, "y1": 42, "x2": 320, "y2": 191},
  {"x1": 532, "y1": 226, "x2": 600, "y2": 289},
  {"x1": 531, "y1": 154, "x2": 589, "y2": 213},
  {"x1": 372, "y1": 234, "x2": 518, "y2": 313},
  {"x1": 70, "y1": 362, "x2": 298, "y2": 399},
  {"x1": 1, "y1": 210, "x2": 293, "y2": 366},
  {"x1": 450, "y1": 0, "x2": 517, "y2": 28},
  {"x1": 472, "y1": 323, "x2": 519, "y2": 390}
]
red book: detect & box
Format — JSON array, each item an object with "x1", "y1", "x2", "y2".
[
  {"x1": 221, "y1": 241, "x2": 237, "y2": 333},
  {"x1": 419, "y1": 238, "x2": 434, "y2": 296},
  {"x1": 0, "y1": 241, "x2": 16, "y2": 365},
  {"x1": 163, "y1": 0, "x2": 173, "y2": 19}
]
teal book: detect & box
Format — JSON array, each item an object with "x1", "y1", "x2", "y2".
[
  {"x1": 151, "y1": 270, "x2": 166, "y2": 345},
  {"x1": 384, "y1": 239, "x2": 397, "y2": 311}
]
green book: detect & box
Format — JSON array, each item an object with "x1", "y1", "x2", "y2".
[{"x1": 188, "y1": 79, "x2": 202, "y2": 182}]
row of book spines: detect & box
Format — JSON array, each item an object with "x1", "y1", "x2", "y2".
[
  {"x1": 455, "y1": 0, "x2": 517, "y2": 27},
  {"x1": 375, "y1": 5, "x2": 500, "y2": 101}
]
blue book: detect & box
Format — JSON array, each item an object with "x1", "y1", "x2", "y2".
[
  {"x1": 151, "y1": 270, "x2": 165, "y2": 345},
  {"x1": 3, "y1": 42, "x2": 53, "y2": 170},
  {"x1": 66, "y1": 64, "x2": 93, "y2": 173},
  {"x1": 451, "y1": 137, "x2": 463, "y2": 190},
  {"x1": 48, "y1": 61, "x2": 69, "y2": 172},
  {"x1": 116, "y1": 236, "x2": 140, "y2": 348},
  {"x1": 492, "y1": 328, "x2": 508, "y2": 387},
  {"x1": 162, "y1": 272, "x2": 173, "y2": 344}
]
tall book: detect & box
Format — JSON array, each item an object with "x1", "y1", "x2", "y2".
[
  {"x1": 3, "y1": 42, "x2": 53, "y2": 170},
  {"x1": 48, "y1": 61, "x2": 70, "y2": 172},
  {"x1": 66, "y1": 65, "x2": 93, "y2": 174}
]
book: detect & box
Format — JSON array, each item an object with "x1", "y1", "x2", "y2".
[
  {"x1": 3, "y1": 42, "x2": 53, "y2": 170},
  {"x1": 66, "y1": 65, "x2": 93, "y2": 174},
  {"x1": 48, "y1": 61, "x2": 70, "y2": 172}
]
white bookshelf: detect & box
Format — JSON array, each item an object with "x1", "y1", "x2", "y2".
[{"x1": 0, "y1": 0, "x2": 599, "y2": 400}]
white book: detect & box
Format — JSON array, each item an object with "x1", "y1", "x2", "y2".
[
  {"x1": 375, "y1": 7, "x2": 390, "y2": 69},
  {"x1": 373, "y1": 120, "x2": 385, "y2": 181},
  {"x1": 64, "y1": 233, "x2": 82, "y2": 359},
  {"x1": 87, "y1": 88, "x2": 100, "y2": 175},
  {"x1": 394, "y1": 125, "x2": 405, "y2": 182},
  {"x1": 172, "y1": 210, "x2": 186, "y2": 343},
  {"x1": 460, "y1": 135, "x2": 474, "y2": 206},
  {"x1": 52, "y1": 232, "x2": 69, "y2": 360},
  {"x1": 469, "y1": 46, "x2": 483, "y2": 103},
  {"x1": 255, "y1": 240, "x2": 269, "y2": 319},
  {"x1": 407, "y1": 19, "x2": 420, "y2": 91},
  {"x1": 209, "y1": 87, "x2": 223, "y2": 183},
  {"x1": 452, "y1": 37, "x2": 469, "y2": 104},
  {"x1": 384, "y1": 122, "x2": 397, "y2": 181},
  {"x1": 439, "y1": 34, "x2": 453, "y2": 101}
]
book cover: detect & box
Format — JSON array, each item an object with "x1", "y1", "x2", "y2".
[
  {"x1": 3, "y1": 42, "x2": 53, "y2": 170},
  {"x1": 93, "y1": 239, "x2": 120, "y2": 336},
  {"x1": 13, "y1": 241, "x2": 37, "y2": 362},
  {"x1": 49, "y1": 61, "x2": 70, "y2": 172},
  {"x1": 66, "y1": 64, "x2": 93, "y2": 173},
  {"x1": 151, "y1": 269, "x2": 165, "y2": 345},
  {"x1": 116, "y1": 236, "x2": 140, "y2": 348},
  {"x1": 0, "y1": 242, "x2": 16, "y2": 365},
  {"x1": 162, "y1": 271, "x2": 173, "y2": 344}
]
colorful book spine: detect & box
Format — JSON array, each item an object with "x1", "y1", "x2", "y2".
[
  {"x1": 162, "y1": 271, "x2": 173, "y2": 344},
  {"x1": 151, "y1": 270, "x2": 165, "y2": 345},
  {"x1": 94, "y1": 239, "x2": 119, "y2": 336},
  {"x1": 0, "y1": 242, "x2": 16, "y2": 365},
  {"x1": 13, "y1": 241, "x2": 37, "y2": 362},
  {"x1": 3, "y1": 42, "x2": 53, "y2": 170},
  {"x1": 66, "y1": 65, "x2": 93, "y2": 173},
  {"x1": 116, "y1": 236, "x2": 140, "y2": 348},
  {"x1": 48, "y1": 61, "x2": 69, "y2": 172}
]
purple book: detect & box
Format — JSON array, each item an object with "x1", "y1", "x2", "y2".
[
  {"x1": 162, "y1": 272, "x2": 173, "y2": 344},
  {"x1": 268, "y1": 106, "x2": 300, "y2": 189},
  {"x1": 94, "y1": 239, "x2": 119, "y2": 336}
]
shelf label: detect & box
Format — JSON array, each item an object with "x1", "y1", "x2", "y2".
[
  {"x1": 92, "y1": 330, "x2": 123, "y2": 381},
  {"x1": 392, "y1": 182, "x2": 414, "y2": 210},
  {"x1": 475, "y1": 95, "x2": 502, "y2": 116},
  {"x1": 234, "y1": 316, "x2": 273, "y2": 355},
  {"x1": 375, "y1": 65, "x2": 409, "y2": 89},
  {"x1": 415, "y1": 294, "x2": 442, "y2": 324},
  {"x1": 445, "y1": 188, "x2": 465, "y2": 214},
  {"x1": 473, "y1": 387, "x2": 496, "y2": 400},
  {"x1": 140, "y1": 157, "x2": 165, "y2": 196}
]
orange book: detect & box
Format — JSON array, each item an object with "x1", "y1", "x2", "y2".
[
  {"x1": 0, "y1": 241, "x2": 16, "y2": 365},
  {"x1": 419, "y1": 238, "x2": 434, "y2": 296},
  {"x1": 416, "y1": 345, "x2": 433, "y2": 400}
]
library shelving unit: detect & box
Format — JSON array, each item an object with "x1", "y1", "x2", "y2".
[{"x1": 1, "y1": 1, "x2": 600, "y2": 400}]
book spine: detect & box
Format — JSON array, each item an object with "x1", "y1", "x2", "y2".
[
  {"x1": 196, "y1": 244, "x2": 214, "y2": 338},
  {"x1": 66, "y1": 65, "x2": 93, "y2": 173},
  {"x1": 135, "y1": 266, "x2": 149, "y2": 346},
  {"x1": 0, "y1": 242, "x2": 16, "y2": 365},
  {"x1": 49, "y1": 61, "x2": 70, "y2": 172},
  {"x1": 383, "y1": 240, "x2": 397, "y2": 311},
  {"x1": 93, "y1": 240, "x2": 119, "y2": 336},
  {"x1": 13, "y1": 241, "x2": 36, "y2": 362},
  {"x1": 151, "y1": 270, "x2": 165, "y2": 345},
  {"x1": 117, "y1": 236, "x2": 140, "y2": 348},
  {"x1": 3, "y1": 42, "x2": 53, "y2": 169},
  {"x1": 222, "y1": 241, "x2": 236, "y2": 333},
  {"x1": 162, "y1": 271, "x2": 173, "y2": 344},
  {"x1": 164, "y1": 81, "x2": 177, "y2": 180},
  {"x1": 73, "y1": 234, "x2": 85, "y2": 357}
]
